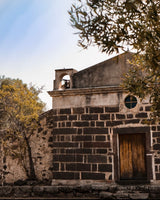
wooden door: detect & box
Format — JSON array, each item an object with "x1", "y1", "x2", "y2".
[{"x1": 119, "y1": 134, "x2": 147, "y2": 180}]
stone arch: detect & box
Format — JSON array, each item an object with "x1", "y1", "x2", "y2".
[
  {"x1": 54, "y1": 69, "x2": 77, "y2": 90},
  {"x1": 59, "y1": 74, "x2": 71, "y2": 90}
]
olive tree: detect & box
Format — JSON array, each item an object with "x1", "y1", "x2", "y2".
[{"x1": 69, "y1": 0, "x2": 160, "y2": 117}]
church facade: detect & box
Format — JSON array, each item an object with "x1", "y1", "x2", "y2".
[{"x1": 44, "y1": 52, "x2": 159, "y2": 184}]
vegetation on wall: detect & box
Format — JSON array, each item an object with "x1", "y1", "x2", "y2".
[
  {"x1": 0, "y1": 76, "x2": 45, "y2": 180},
  {"x1": 69, "y1": 0, "x2": 160, "y2": 117}
]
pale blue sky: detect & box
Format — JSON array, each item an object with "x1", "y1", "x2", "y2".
[{"x1": 0, "y1": 0, "x2": 109, "y2": 110}]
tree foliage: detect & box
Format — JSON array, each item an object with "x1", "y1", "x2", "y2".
[
  {"x1": 69, "y1": 0, "x2": 160, "y2": 117},
  {"x1": 0, "y1": 77, "x2": 45, "y2": 180}
]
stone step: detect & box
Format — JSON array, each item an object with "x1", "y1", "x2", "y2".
[
  {"x1": 0, "y1": 184, "x2": 160, "y2": 200},
  {"x1": 0, "y1": 199, "x2": 100, "y2": 200}
]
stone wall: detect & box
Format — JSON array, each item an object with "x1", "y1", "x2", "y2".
[
  {"x1": 36, "y1": 100, "x2": 160, "y2": 183},
  {"x1": 0, "y1": 183, "x2": 160, "y2": 199},
  {"x1": 153, "y1": 130, "x2": 160, "y2": 180},
  {"x1": 1, "y1": 96, "x2": 160, "y2": 184},
  {"x1": 72, "y1": 53, "x2": 132, "y2": 88}
]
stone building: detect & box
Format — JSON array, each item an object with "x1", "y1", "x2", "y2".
[
  {"x1": 2, "y1": 52, "x2": 160, "y2": 185},
  {"x1": 38, "y1": 52, "x2": 160, "y2": 184}
]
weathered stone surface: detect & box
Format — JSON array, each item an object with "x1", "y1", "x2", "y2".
[
  {"x1": 58, "y1": 186, "x2": 74, "y2": 193},
  {"x1": 0, "y1": 186, "x2": 13, "y2": 197},
  {"x1": 0, "y1": 184, "x2": 158, "y2": 199},
  {"x1": 13, "y1": 186, "x2": 32, "y2": 197},
  {"x1": 108, "y1": 185, "x2": 118, "y2": 193},
  {"x1": 92, "y1": 184, "x2": 109, "y2": 191},
  {"x1": 149, "y1": 192, "x2": 160, "y2": 199},
  {"x1": 113, "y1": 191, "x2": 129, "y2": 199},
  {"x1": 32, "y1": 186, "x2": 45, "y2": 196},
  {"x1": 129, "y1": 192, "x2": 149, "y2": 200},
  {"x1": 100, "y1": 191, "x2": 114, "y2": 199},
  {"x1": 43, "y1": 186, "x2": 59, "y2": 194}
]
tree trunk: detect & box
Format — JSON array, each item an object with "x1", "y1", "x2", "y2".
[{"x1": 23, "y1": 133, "x2": 36, "y2": 180}]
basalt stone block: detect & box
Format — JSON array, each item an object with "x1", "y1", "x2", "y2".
[
  {"x1": 155, "y1": 158, "x2": 160, "y2": 164},
  {"x1": 96, "y1": 149, "x2": 107, "y2": 154},
  {"x1": 114, "y1": 126, "x2": 150, "y2": 134},
  {"x1": 153, "y1": 144, "x2": 160, "y2": 150},
  {"x1": 135, "y1": 112, "x2": 148, "y2": 118},
  {"x1": 105, "y1": 107, "x2": 119, "y2": 113},
  {"x1": 72, "y1": 135, "x2": 92, "y2": 141},
  {"x1": 116, "y1": 114, "x2": 125, "y2": 119},
  {"x1": 96, "y1": 121, "x2": 104, "y2": 127},
  {"x1": 66, "y1": 163, "x2": 91, "y2": 171},
  {"x1": 52, "y1": 128, "x2": 77, "y2": 135},
  {"x1": 106, "y1": 121, "x2": 123, "y2": 126},
  {"x1": 98, "y1": 164, "x2": 112, "y2": 172},
  {"x1": 60, "y1": 108, "x2": 71, "y2": 114},
  {"x1": 66, "y1": 122, "x2": 71, "y2": 127},
  {"x1": 52, "y1": 142, "x2": 78, "y2": 148},
  {"x1": 81, "y1": 172, "x2": 105, "y2": 180},
  {"x1": 100, "y1": 114, "x2": 110, "y2": 120},
  {"x1": 81, "y1": 114, "x2": 98, "y2": 120},
  {"x1": 84, "y1": 128, "x2": 108, "y2": 134},
  {"x1": 73, "y1": 107, "x2": 84, "y2": 114},
  {"x1": 66, "y1": 148, "x2": 92, "y2": 154},
  {"x1": 152, "y1": 126, "x2": 156, "y2": 131},
  {"x1": 78, "y1": 128, "x2": 82, "y2": 134},
  {"x1": 153, "y1": 132, "x2": 160, "y2": 137},
  {"x1": 90, "y1": 107, "x2": 104, "y2": 113},
  {"x1": 95, "y1": 136, "x2": 106, "y2": 141},
  {"x1": 88, "y1": 155, "x2": 107, "y2": 163},
  {"x1": 156, "y1": 173, "x2": 160, "y2": 180},
  {"x1": 53, "y1": 155, "x2": 83, "y2": 162},
  {"x1": 73, "y1": 121, "x2": 89, "y2": 127},
  {"x1": 53, "y1": 115, "x2": 67, "y2": 121},
  {"x1": 84, "y1": 142, "x2": 110, "y2": 148},
  {"x1": 145, "y1": 106, "x2": 152, "y2": 111},
  {"x1": 91, "y1": 121, "x2": 95, "y2": 127},
  {"x1": 53, "y1": 172, "x2": 80, "y2": 180},
  {"x1": 92, "y1": 164, "x2": 97, "y2": 171},
  {"x1": 69, "y1": 115, "x2": 77, "y2": 120},
  {"x1": 127, "y1": 114, "x2": 133, "y2": 118},
  {"x1": 125, "y1": 119, "x2": 140, "y2": 124}
]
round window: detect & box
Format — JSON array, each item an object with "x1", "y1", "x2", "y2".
[{"x1": 125, "y1": 95, "x2": 137, "y2": 109}]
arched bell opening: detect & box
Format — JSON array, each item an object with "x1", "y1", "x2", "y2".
[{"x1": 59, "y1": 74, "x2": 71, "y2": 90}]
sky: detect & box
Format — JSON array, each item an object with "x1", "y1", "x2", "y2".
[{"x1": 0, "y1": 0, "x2": 111, "y2": 110}]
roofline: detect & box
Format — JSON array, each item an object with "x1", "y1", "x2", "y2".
[{"x1": 48, "y1": 86, "x2": 125, "y2": 97}]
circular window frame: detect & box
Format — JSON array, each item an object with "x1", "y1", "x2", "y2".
[{"x1": 124, "y1": 95, "x2": 137, "y2": 109}]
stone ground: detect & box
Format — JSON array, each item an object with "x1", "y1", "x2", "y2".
[{"x1": 0, "y1": 181, "x2": 160, "y2": 199}]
